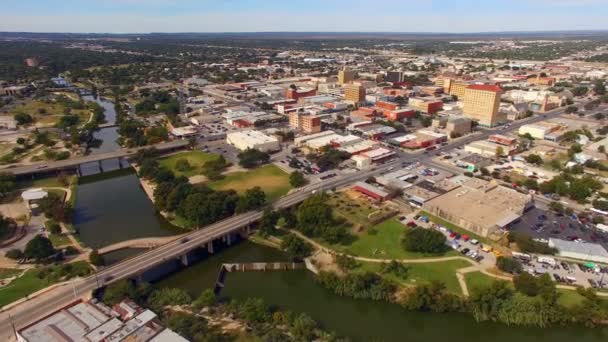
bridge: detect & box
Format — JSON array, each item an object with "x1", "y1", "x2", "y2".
[
  {"x1": 2, "y1": 140, "x2": 189, "y2": 177},
  {"x1": 0, "y1": 164, "x2": 391, "y2": 339},
  {"x1": 97, "y1": 235, "x2": 186, "y2": 255},
  {"x1": 97, "y1": 123, "x2": 118, "y2": 129}
]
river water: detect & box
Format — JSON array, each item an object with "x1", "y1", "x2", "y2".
[{"x1": 155, "y1": 241, "x2": 608, "y2": 342}]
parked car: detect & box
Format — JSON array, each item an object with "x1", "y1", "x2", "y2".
[{"x1": 461, "y1": 248, "x2": 470, "y2": 255}]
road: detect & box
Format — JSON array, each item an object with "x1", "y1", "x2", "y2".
[
  {"x1": 0, "y1": 162, "x2": 395, "y2": 339},
  {"x1": 1, "y1": 140, "x2": 189, "y2": 177}
]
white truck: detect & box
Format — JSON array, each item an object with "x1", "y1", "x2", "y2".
[{"x1": 537, "y1": 256, "x2": 557, "y2": 267}]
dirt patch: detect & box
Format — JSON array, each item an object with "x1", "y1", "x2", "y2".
[{"x1": 188, "y1": 175, "x2": 208, "y2": 184}]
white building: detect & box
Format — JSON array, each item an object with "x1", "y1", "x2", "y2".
[
  {"x1": 226, "y1": 130, "x2": 280, "y2": 152},
  {"x1": 518, "y1": 122, "x2": 560, "y2": 140},
  {"x1": 548, "y1": 238, "x2": 608, "y2": 264}
]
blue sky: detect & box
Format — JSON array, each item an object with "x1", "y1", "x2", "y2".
[{"x1": 1, "y1": 0, "x2": 607, "y2": 33}]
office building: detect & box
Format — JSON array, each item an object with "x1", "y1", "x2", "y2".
[
  {"x1": 338, "y1": 67, "x2": 356, "y2": 85},
  {"x1": 385, "y1": 71, "x2": 404, "y2": 83},
  {"x1": 343, "y1": 84, "x2": 366, "y2": 103},
  {"x1": 226, "y1": 130, "x2": 280, "y2": 152},
  {"x1": 289, "y1": 112, "x2": 322, "y2": 133},
  {"x1": 463, "y1": 85, "x2": 505, "y2": 127},
  {"x1": 285, "y1": 87, "x2": 317, "y2": 101}
]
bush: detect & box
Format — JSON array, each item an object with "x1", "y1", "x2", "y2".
[
  {"x1": 175, "y1": 158, "x2": 191, "y2": 172},
  {"x1": 89, "y1": 250, "x2": 105, "y2": 266},
  {"x1": 45, "y1": 220, "x2": 62, "y2": 235},
  {"x1": 496, "y1": 256, "x2": 523, "y2": 274},
  {"x1": 5, "y1": 248, "x2": 23, "y2": 260},
  {"x1": 63, "y1": 246, "x2": 79, "y2": 256},
  {"x1": 280, "y1": 234, "x2": 312, "y2": 261},
  {"x1": 401, "y1": 228, "x2": 447, "y2": 254}
]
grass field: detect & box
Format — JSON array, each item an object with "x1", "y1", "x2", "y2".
[
  {"x1": 0, "y1": 268, "x2": 22, "y2": 280},
  {"x1": 333, "y1": 218, "x2": 458, "y2": 259},
  {"x1": 9, "y1": 100, "x2": 90, "y2": 127},
  {"x1": 0, "y1": 261, "x2": 91, "y2": 308},
  {"x1": 159, "y1": 151, "x2": 220, "y2": 177},
  {"x1": 210, "y1": 164, "x2": 291, "y2": 202},
  {"x1": 359, "y1": 259, "x2": 472, "y2": 294},
  {"x1": 328, "y1": 192, "x2": 377, "y2": 226},
  {"x1": 16, "y1": 176, "x2": 66, "y2": 190},
  {"x1": 49, "y1": 233, "x2": 72, "y2": 248}
]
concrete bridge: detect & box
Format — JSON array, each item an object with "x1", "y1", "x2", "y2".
[
  {"x1": 3, "y1": 140, "x2": 189, "y2": 178},
  {"x1": 97, "y1": 235, "x2": 186, "y2": 255}
]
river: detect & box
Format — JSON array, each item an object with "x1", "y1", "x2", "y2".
[{"x1": 155, "y1": 241, "x2": 608, "y2": 342}]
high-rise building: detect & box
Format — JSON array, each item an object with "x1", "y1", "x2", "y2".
[
  {"x1": 338, "y1": 67, "x2": 356, "y2": 85},
  {"x1": 443, "y1": 78, "x2": 470, "y2": 99},
  {"x1": 385, "y1": 71, "x2": 403, "y2": 83},
  {"x1": 463, "y1": 85, "x2": 505, "y2": 127},
  {"x1": 343, "y1": 84, "x2": 366, "y2": 103},
  {"x1": 289, "y1": 112, "x2": 322, "y2": 133}
]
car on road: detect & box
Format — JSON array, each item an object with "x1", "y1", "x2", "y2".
[{"x1": 461, "y1": 248, "x2": 470, "y2": 255}]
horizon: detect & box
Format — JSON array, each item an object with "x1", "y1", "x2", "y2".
[{"x1": 2, "y1": 0, "x2": 608, "y2": 33}]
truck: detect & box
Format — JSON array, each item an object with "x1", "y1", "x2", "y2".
[
  {"x1": 537, "y1": 256, "x2": 557, "y2": 267},
  {"x1": 511, "y1": 252, "x2": 532, "y2": 262}
]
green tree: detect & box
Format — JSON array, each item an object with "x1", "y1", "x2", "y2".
[
  {"x1": 174, "y1": 158, "x2": 191, "y2": 172},
  {"x1": 258, "y1": 208, "x2": 279, "y2": 236},
  {"x1": 0, "y1": 172, "x2": 16, "y2": 198},
  {"x1": 296, "y1": 193, "x2": 333, "y2": 235},
  {"x1": 401, "y1": 228, "x2": 446, "y2": 254},
  {"x1": 193, "y1": 289, "x2": 216, "y2": 310},
  {"x1": 147, "y1": 288, "x2": 191, "y2": 312},
  {"x1": 24, "y1": 235, "x2": 55, "y2": 261},
  {"x1": 289, "y1": 171, "x2": 307, "y2": 188},
  {"x1": 524, "y1": 154, "x2": 543, "y2": 165},
  {"x1": 45, "y1": 220, "x2": 61, "y2": 235},
  {"x1": 14, "y1": 112, "x2": 33, "y2": 125},
  {"x1": 280, "y1": 233, "x2": 312, "y2": 261},
  {"x1": 5, "y1": 248, "x2": 24, "y2": 260},
  {"x1": 89, "y1": 250, "x2": 105, "y2": 266},
  {"x1": 236, "y1": 186, "x2": 266, "y2": 213},
  {"x1": 496, "y1": 256, "x2": 523, "y2": 274},
  {"x1": 238, "y1": 148, "x2": 270, "y2": 168}
]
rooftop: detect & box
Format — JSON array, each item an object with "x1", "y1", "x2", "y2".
[{"x1": 467, "y1": 84, "x2": 502, "y2": 92}]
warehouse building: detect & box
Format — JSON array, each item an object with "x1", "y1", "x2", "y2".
[
  {"x1": 423, "y1": 178, "x2": 534, "y2": 238},
  {"x1": 226, "y1": 130, "x2": 280, "y2": 152},
  {"x1": 548, "y1": 238, "x2": 608, "y2": 264}
]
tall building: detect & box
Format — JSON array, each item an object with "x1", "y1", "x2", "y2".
[
  {"x1": 385, "y1": 71, "x2": 403, "y2": 83},
  {"x1": 338, "y1": 67, "x2": 356, "y2": 85},
  {"x1": 289, "y1": 112, "x2": 322, "y2": 133},
  {"x1": 463, "y1": 85, "x2": 504, "y2": 127},
  {"x1": 443, "y1": 78, "x2": 470, "y2": 99},
  {"x1": 343, "y1": 84, "x2": 366, "y2": 103}
]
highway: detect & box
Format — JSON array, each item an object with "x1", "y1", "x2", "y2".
[
  {"x1": 1, "y1": 140, "x2": 189, "y2": 177},
  {"x1": 0, "y1": 102, "x2": 584, "y2": 339}
]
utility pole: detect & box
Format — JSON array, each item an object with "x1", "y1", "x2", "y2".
[{"x1": 9, "y1": 314, "x2": 17, "y2": 340}]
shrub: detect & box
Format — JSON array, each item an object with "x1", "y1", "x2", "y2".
[
  {"x1": 402, "y1": 228, "x2": 447, "y2": 254},
  {"x1": 496, "y1": 256, "x2": 523, "y2": 274}
]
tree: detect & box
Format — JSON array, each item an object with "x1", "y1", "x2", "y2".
[
  {"x1": 236, "y1": 186, "x2": 266, "y2": 213},
  {"x1": 289, "y1": 171, "x2": 307, "y2": 188},
  {"x1": 14, "y1": 112, "x2": 33, "y2": 125},
  {"x1": 147, "y1": 288, "x2": 191, "y2": 312},
  {"x1": 495, "y1": 146, "x2": 505, "y2": 158},
  {"x1": 45, "y1": 220, "x2": 61, "y2": 235},
  {"x1": 102, "y1": 279, "x2": 140, "y2": 305},
  {"x1": 280, "y1": 233, "x2": 312, "y2": 261},
  {"x1": 24, "y1": 235, "x2": 55, "y2": 261},
  {"x1": 258, "y1": 208, "x2": 279, "y2": 236},
  {"x1": 5, "y1": 248, "x2": 24, "y2": 260},
  {"x1": 174, "y1": 158, "x2": 191, "y2": 172},
  {"x1": 401, "y1": 228, "x2": 446, "y2": 254},
  {"x1": 594, "y1": 80, "x2": 606, "y2": 95},
  {"x1": 524, "y1": 154, "x2": 543, "y2": 165},
  {"x1": 193, "y1": 289, "x2": 216, "y2": 310},
  {"x1": 296, "y1": 193, "x2": 333, "y2": 235},
  {"x1": 565, "y1": 106, "x2": 578, "y2": 114},
  {"x1": 496, "y1": 256, "x2": 523, "y2": 274},
  {"x1": 238, "y1": 148, "x2": 270, "y2": 168},
  {"x1": 0, "y1": 172, "x2": 16, "y2": 198},
  {"x1": 89, "y1": 250, "x2": 105, "y2": 266}
]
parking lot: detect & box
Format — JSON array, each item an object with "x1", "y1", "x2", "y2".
[{"x1": 510, "y1": 207, "x2": 608, "y2": 249}]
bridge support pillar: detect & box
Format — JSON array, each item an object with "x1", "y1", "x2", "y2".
[
  {"x1": 180, "y1": 254, "x2": 189, "y2": 267},
  {"x1": 118, "y1": 157, "x2": 124, "y2": 169},
  {"x1": 98, "y1": 160, "x2": 104, "y2": 173},
  {"x1": 207, "y1": 242, "x2": 214, "y2": 254},
  {"x1": 76, "y1": 165, "x2": 81, "y2": 177},
  {"x1": 226, "y1": 234, "x2": 232, "y2": 246}
]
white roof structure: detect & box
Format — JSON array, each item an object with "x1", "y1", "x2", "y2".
[
  {"x1": 549, "y1": 238, "x2": 608, "y2": 264},
  {"x1": 21, "y1": 188, "x2": 48, "y2": 201}
]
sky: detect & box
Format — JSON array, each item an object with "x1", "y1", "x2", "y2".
[{"x1": 1, "y1": 0, "x2": 608, "y2": 33}]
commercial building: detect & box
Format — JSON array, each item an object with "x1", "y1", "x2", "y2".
[
  {"x1": 442, "y1": 78, "x2": 470, "y2": 98},
  {"x1": 463, "y1": 84, "x2": 505, "y2": 127},
  {"x1": 465, "y1": 140, "x2": 514, "y2": 158},
  {"x1": 423, "y1": 178, "x2": 534, "y2": 238},
  {"x1": 347, "y1": 122, "x2": 396, "y2": 140},
  {"x1": 343, "y1": 84, "x2": 366, "y2": 103},
  {"x1": 528, "y1": 76, "x2": 556, "y2": 87},
  {"x1": 488, "y1": 134, "x2": 517, "y2": 146},
  {"x1": 409, "y1": 98, "x2": 444, "y2": 114},
  {"x1": 338, "y1": 67, "x2": 356, "y2": 85},
  {"x1": 226, "y1": 130, "x2": 280, "y2": 152},
  {"x1": 518, "y1": 122, "x2": 561, "y2": 140},
  {"x1": 286, "y1": 87, "x2": 317, "y2": 101},
  {"x1": 385, "y1": 71, "x2": 404, "y2": 83},
  {"x1": 353, "y1": 181, "x2": 390, "y2": 201},
  {"x1": 399, "y1": 130, "x2": 448, "y2": 149},
  {"x1": 384, "y1": 108, "x2": 416, "y2": 121},
  {"x1": 17, "y1": 299, "x2": 187, "y2": 342},
  {"x1": 294, "y1": 130, "x2": 362, "y2": 151},
  {"x1": 446, "y1": 117, "x2": 472, "y2": 137},
  {"x1": 289, "y1": 112, "x2": 322, "y2": 133},
  {"x1": 549, "y1": 238, "x2": 608, "y2": 264}
]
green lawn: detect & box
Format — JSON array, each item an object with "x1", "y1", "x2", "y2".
[
  {"x1": 0, "y1": 268, "x2": 22, "y2": 280},
  {"x1": 49, "y1": 234, "x2": 71, "y2": 248},
  {"x1": 16, "y1": 176, "x2": 65, "y2": 190},
  {"x1": 159, "y1": 151, "x2": 220, "y2": 177},
  {"x1": 557, "y1": 289, "x2": 587, "y2": 308},
  {"x1": 359, "y1": 259, "x2": 472, "y2": 295},
  {"x1": 0, "y1": 261, "x2": 91, "y2": 308},
  {"x1": 210, "y1": 164, "x2": 291, "y2": 202},
  {"x1": 9, "y1": 100, "x2": 90, "y2": 127},
  {"x1": 328, "y1": 192, "x2": 377, "y2": 226},
  {"x1": 332, "y1": 218, "x2": 457, "y2": 259}
]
